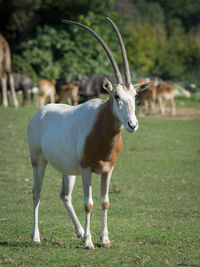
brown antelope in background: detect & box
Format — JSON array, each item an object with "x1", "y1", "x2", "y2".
[
  {"x1": 58, "y1": 83, "x2": 79, "y2": 105},
  {"x1": 27, "y1": 18, "x2": 152, "y2": 250},
  {"x1": 37, "y1": 79, "x2": 55, "y2": 107},
  {"x1": 137, "y1": 77, "x2": 157, "y2": 114},
  {"x1": 157, "y1": 81, "x2": 176, "y2": 115},
  {"x1": 137, "y1": 77, "x2": 176, "y2": 115},
  {"x1": 0, "y1": 34, "x2": 18, "y2": 107}
]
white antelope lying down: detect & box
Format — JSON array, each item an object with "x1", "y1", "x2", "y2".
[{"x1": 27, "y1": 18, "x2": 151, "y2": 249}]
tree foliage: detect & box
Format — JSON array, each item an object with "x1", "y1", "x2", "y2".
[
  {"x1": 19, "y1": 13, "x2": 126, "y2": 82},
  {"x1": 126, "y1": 24, "x2": 157, "y2": 75},
  {"x1": 0, "y1": 0, "x2": 199, "y2": 83}
]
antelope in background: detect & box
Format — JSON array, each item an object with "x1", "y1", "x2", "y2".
[
  {"x1": 56, "y1": 74, "x2": 79, "y2": 105},
  {"x1": 0, "y1": 34, "x2": 18, "y2": 107},
  {"x1": 27, "y1": 18, "x2": 152, "y2": 249},
  {"x1": 37, "y1": 79, "x2": 55, "y2": 107},
  {"x1": 157, "y1": 81, "x2": 176, "y2": 115},
  {"x1": 137, "y1": 77, "x2": 176, "y2": 115},
  {"x1": 137, "y1": 77, "x2": 157, "y2": 114},
  {"x1": 58, "y1": 83, "x2": 79, "y2": 105},
  {"x1": 9, "y1": 73, "x2": 33, "y2": 106}
]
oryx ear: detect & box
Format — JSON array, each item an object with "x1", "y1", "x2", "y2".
[
  {"x1": 103, "y1": 78, "x2": 113, "y2": 93},
  {"x1": 134, "y1": 81, "x2": 153, "y2": 93}
]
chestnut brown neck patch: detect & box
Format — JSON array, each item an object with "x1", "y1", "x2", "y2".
[{"x1": 80, "y1": 98, "x2": 123, "y2": 173}]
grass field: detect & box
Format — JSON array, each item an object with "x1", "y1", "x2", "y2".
[{"x1": 0, "y1": 101, "x2": 200, "y2": 266}]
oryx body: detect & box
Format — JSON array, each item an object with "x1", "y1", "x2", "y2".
[{"x1": 27, "y1": 18, "x2": 151, "y2": 249}]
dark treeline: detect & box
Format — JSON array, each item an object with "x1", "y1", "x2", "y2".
[{"x1": 0, "y1": 0, "x2": 199, "y2": 85}]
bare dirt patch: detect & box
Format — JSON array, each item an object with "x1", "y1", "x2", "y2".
[{"x1": 139, "y1": 108, "x2": 200, "y2": 120}]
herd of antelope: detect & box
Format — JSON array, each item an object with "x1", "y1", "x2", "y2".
[
  {"x1": 1, "y1": 29, "x2": 178, "y2": 114},
  {"x1": 36, "y1": 79, "x2": 79, "y2": 108},
  {"x1": 36, "y1": 75, "x2": 177, "y2": 115}
]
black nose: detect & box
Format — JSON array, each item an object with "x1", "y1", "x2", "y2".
[{"x1": 128, "y1": 121, "x2": 137, "y2": 130}]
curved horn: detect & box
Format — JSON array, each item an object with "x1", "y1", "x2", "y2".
[
  {"x1": 62, "y1": 20, "x2": 122, "y2": 84},
  {"x1": 106, "y1": 17, "x2": 131, "y2": 86}
]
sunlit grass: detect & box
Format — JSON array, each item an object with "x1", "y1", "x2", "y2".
[{"x1": 0, "y1": 103, "x2": 200, "y2": 266}]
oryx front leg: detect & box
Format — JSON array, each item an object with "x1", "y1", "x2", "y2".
[
  {"x1": 100, "y1": 169, "x2": 113, "y2": 248},
  {"x1": 82, "y1": 168, "x2": 94, "y2": 249},
  {"x1": 60, "y1": 175, "x2": 84, "y2": 240}
]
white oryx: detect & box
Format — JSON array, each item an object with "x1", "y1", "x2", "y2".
[{"x1": 27, "y1": 18, "x2": 152, "y2": 249}]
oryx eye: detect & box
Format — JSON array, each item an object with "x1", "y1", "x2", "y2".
[{"x1": 114, "y1": 94, "x2": 120, "y2": 102}]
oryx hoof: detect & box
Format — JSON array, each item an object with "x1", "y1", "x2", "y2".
[
  {"x1": 85, "y1": 242, "x2": 95, "y2": 250},
  {"x1": 102, "y1": 242, "x2": 111, "y2": 248}
]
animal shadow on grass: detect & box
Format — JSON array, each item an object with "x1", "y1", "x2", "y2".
[
  {"x1": 0, "y1": 239, "x2": 112, "y2": 250},
  {"x1": 0, "y1": 241, "x2": 32, "y2": 248},
  {"x1": 75, "y1": 243, "x2": 112, "y2": 249},
  {"x1": 0, "y1": 239, "x2": 68, "y2": 249}
]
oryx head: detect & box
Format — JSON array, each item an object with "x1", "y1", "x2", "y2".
[{"x1": 63, "y1": 18, "x2": 152, "y2": 133}]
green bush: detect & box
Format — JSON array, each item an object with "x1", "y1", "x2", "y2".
[
  {"x1": 12, "y1": 55, "x2": 38, "y2": 85},
  {"x1": 126, "y1": 24, "x2": 157, "y2": 75},
  {"x1": 11, "y1": 12, "x2": 200, "y2": 83},
  {"x1": 20, "y1": 13, "x2": 129, "y2": 82},
  {"x1": 22, "y1": 25, "x2": 68, "y2": 82}
]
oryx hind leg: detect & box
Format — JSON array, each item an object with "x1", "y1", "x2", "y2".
[
  {"x1": 60, "y1": 175, "x2": 84, "y2": 240},
  {"x1": 32, "y1": 154, "x2": 47, "y2": 243}
]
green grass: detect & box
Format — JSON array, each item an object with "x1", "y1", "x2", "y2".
[
  {"x1": 175, "y1": 94, "x2": 200, "y2": 108},
  {"x1": 0, "y1": 103, "x2": 200, "y2": 266}
]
